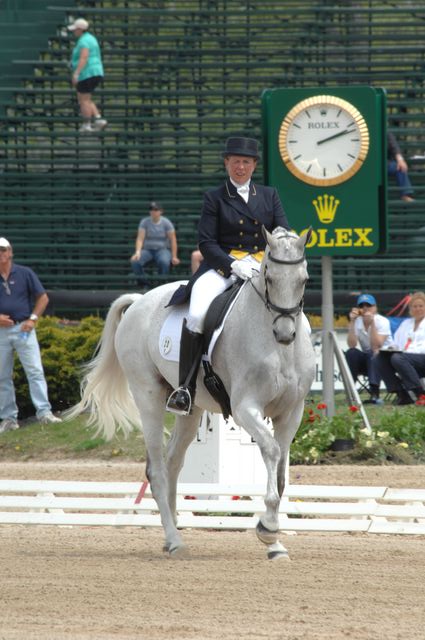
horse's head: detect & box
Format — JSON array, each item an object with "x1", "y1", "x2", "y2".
[{"x1": 260, "y1": 226, "x2": 311, "y2": 345}]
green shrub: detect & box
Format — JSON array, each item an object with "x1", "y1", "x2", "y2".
[{"x1": 13, "y1": 316, "x2": 104, "y2": 418}]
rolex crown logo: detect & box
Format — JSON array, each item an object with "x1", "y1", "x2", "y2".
[{"x1": 312, "y1": 194, "x2": 340, "y2": 224}]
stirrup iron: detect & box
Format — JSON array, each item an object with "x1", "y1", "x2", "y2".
[{"x1": 166, "y1": 386, "x2": 193, "y2": 416}]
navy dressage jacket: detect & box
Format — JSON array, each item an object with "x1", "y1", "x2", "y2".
[{"x1": 168, "y1": 179, "x2": 289, "y2": 305}]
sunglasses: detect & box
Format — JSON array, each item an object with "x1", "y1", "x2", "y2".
[
  {"x1": 2, "y1": 281, "x2": 11, "y2": 295},
  {"x1": 359, "y1": 302, "x2": 373, "y2": 308}
]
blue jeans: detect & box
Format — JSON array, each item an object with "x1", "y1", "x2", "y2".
[
  {"x1": 131, "y1": 248, "x2": 171, "y2": 284},
  {"x1": 345, "y1": 347, "x2": 381, "y2": 388},
  {"x1": 388, "y1": 160, "x2": 414, "y2": 197},
  {"x1": 0, "y1": 325, "x2": 52, "y2": 420},
  {"x1": 376, "y1": 351, "x2": 425, "y2": 392}
]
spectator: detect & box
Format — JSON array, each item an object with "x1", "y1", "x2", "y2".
[
  {"x1": 130, "y1": 202, "x2": 180, "y2": 287},
  {"x1": 387, "y1": 132, "x2": 414, "y2": 202},
  {"x1": 375, "y1": 291, "x2": 425, "y2": 405},
  {"x1": 68, "y1": 18, "x2": 107, "y2": 134},
  {"x1": 345, "y1": 293, "x2": 393, "y2": 404},
  {"x1": 0, "y1": 237, "x2": 62, "y2": 433},
  {"x1": 191, "y1": 248, "x2": 203, "y2": 274}
]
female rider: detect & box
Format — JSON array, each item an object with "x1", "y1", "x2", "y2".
[{"x1": 166, "y1": 136, "x2": 290, "y2": 414}]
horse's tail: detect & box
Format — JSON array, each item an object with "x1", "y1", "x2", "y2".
[{"x1": 66, "y1": 293, "x2": 142, "y2": 441}]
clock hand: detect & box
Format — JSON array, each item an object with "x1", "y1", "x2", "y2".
[{"x1": 316, "y1": 127, "x2": 356, "y2": 146}]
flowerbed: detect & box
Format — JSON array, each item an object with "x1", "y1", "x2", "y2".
[{"x1": 291, "y1": 399, "x2": 425, "y2": 464}]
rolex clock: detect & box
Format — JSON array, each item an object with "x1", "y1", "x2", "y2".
[
  {"x1": 278, "y1": 95, "x2": 370, "y2": 187},
  {"x1": 261, "y1": 86, "x2": 387, "y2": 255}
]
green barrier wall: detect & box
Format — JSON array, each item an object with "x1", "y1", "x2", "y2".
[{"x1": 1, "y1": 0, "x2": 425, "y2": 314}]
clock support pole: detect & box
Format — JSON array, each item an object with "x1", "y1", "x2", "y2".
[
  {"x1": 322, "y1": 256, "x2": 372, "y2": 431},
  {"x1": 321, "y1": 256, "x2": 335, "y2": 417}
]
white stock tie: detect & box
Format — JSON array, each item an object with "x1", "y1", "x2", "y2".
[{"x1": 237, "y1": 184, "x2": 250, "y2": 203}]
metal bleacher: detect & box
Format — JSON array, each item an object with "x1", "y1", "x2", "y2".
[{"x1": 1, "y1": 1, "x2": 425, "y2": 315}]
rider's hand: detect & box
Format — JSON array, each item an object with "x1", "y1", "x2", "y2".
[{"x1": 231, "y1": 260, "x2": 253, "y2": 280}]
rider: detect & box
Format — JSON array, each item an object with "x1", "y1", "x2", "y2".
[{"x1": 166, "y1": 136, "x2": 290, "y2": 414}]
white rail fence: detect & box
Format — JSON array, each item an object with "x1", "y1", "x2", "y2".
[{"x1": 0, "y1": 480, "x2": 424, "y2": 535}]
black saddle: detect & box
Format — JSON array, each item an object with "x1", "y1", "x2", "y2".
[
  {"x1": 201, "y1": 279, "x2": 244, "y2": 420},
  {"x1": 202, "y1": 279, "x2": 244, "y2": 353}
]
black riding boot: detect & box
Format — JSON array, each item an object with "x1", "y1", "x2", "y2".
[{"x1": 166, "y1": 319, "x2": 204, "y2": 415}]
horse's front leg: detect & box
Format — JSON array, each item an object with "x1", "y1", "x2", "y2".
[
  {"x1": 274, "y1": 401, "x2": 306, "y2": 497},
  {"x1": 232, "y1": 404, "x2": 281, "y2": 542}
]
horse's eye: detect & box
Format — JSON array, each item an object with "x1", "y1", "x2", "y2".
[{"x1": 265, "y1": 275, "x2": 273, "y2": 285}]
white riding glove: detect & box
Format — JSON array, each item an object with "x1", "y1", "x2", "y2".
[{"x1": 231, "y1": 260, "x2": 253, "y2": 280}]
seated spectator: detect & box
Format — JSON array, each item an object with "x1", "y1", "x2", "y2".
[
  {"x1": 345, "y1": 293, "x2": 393, "y2": 404},
  {"x1": 130, "y1": 202, "x2": 180, "y2": 287},
  {"x1": 191, "y1": 248, "x2": 203, "y2": 274},
  {"x1": 375, "y1": 291, "x2": 425, "y2": 405},
  {"x1": 387, "y1": 131, "x2": 414, "y2": 202}
]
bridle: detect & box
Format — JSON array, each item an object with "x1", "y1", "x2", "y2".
[{"x1": 250, "y1": 251, "x2": 305, "y2": 324}]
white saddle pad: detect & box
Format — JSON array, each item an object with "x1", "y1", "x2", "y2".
[{"x1": 158, "y1": 282, "x2": 246, "y2": 363}]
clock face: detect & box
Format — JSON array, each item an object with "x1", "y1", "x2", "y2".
[{"x1": 278, "y1": 95, "x2": 370, "y2": 186}]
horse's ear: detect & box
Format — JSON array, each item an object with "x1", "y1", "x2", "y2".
[
  {"x1": 301, "y1": 226, "x2": 313, "y2": 247},
  {"x1": 262, "y1": 225, "x2": 273, "y2": 246}
]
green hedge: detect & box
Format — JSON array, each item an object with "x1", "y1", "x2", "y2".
[{"x1": 13, "y1": 316, "x2": 104, "y2": 418}]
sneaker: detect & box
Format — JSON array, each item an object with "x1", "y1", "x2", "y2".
[
  {"x1": 93, "y1": 118, "x2": 108, "y2": 131},
  {"x1": 364, "y1": 395, "x2": 384, "y2": 405},
  {"x1": 79, "y1": 122, "x2": 94, "y2": 133},
  {"x1": 0, "y1": 418, "x2": 19, "y2": 434},
  {"x1": 39, "y1": 412, "x2": 62, "y2": 424}
]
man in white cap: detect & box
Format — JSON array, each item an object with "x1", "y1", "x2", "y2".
[
  {"x1": 68, "y1": 17, "x2": 107, "y2": 133},
  {"x1": 0, "y1": 238, "x2": 62, "y2": 433}
]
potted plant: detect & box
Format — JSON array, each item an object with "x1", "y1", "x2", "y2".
[{"x1": 316, "y1": 403, "x2": 361, "y2": 451}]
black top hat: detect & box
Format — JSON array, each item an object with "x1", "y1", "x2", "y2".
[{"x1": 222, "y1": 137, "x2": 260, "y2": 159}]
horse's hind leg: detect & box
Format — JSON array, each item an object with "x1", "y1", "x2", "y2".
[
  {"x1": 166, "y1": 408, "x2": 203, "y2": 517},
  {"x1": 130, "y1": 383, "x2": 189, "y2": 558}
]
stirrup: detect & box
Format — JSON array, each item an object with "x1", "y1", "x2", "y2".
[{"x1": 166, "y1": 387, "x2": 192, "y2": 416}]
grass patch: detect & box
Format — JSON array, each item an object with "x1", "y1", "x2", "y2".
[
  {"x1": 0, "y1": 415, "x2": 162, "y2": 461},
  {"x1": 0, "y1": 392, "x2": 424, "y2": 464}
]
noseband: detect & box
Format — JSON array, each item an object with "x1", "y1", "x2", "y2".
[{"x1": 250, "y1": 252, "x2": 305, "y2": 323}]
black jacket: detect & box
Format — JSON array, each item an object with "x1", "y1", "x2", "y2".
[
  {"x1": 198, "y1": 179, "x2": 289, "y2": 277},
  {"x1": 168, "y1": 179, "x2": 289, "y2": 305}
]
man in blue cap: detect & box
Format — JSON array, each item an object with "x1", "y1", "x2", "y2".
[{"x1": 345, "y1": 293, "x2": 393, "y2": 404}]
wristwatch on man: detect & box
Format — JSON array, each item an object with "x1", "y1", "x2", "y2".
[{"x1": 29, "y1": 313, "x2": 38, "y2": 322}]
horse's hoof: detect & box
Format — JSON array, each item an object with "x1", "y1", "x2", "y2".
[
  {"x1": 267, "y1": 542, "x2": 290, "y2": 561},
  {"x1": 168, "y1": 544, "x2": 191, "y2": 560},
  {"x1": 256, "y1": 520, "x2": 279, "y2": 546}
]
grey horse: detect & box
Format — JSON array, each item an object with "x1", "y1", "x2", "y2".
[{"x1": 69, "y1": 227, "x2": 315, "y2": 559}]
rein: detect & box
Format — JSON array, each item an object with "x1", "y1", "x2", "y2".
[{"x1": 250, "y1": 251, "x2": 305, "y2": 323}]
